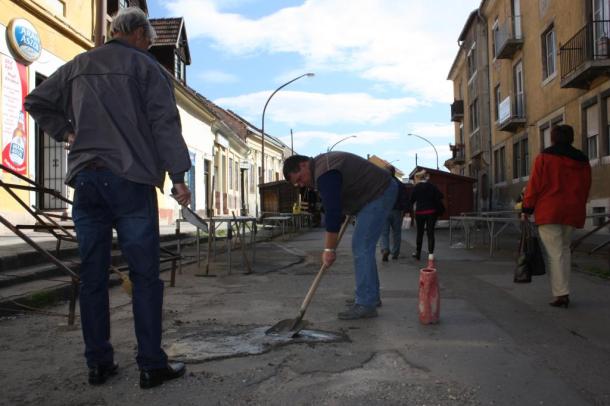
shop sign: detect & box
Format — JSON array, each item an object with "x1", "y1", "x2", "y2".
[
  {"x1": 7, "y1": 18, "x2": 42, "y2": 65},
  {"x1": 1, "y1": 55, "x2": 29, "y2": 175}
]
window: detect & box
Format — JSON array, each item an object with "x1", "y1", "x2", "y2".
[
  {"x1": 605, "y1": 98, "x2": 610, "y2": 156},
  {"x1": 174, "y1": 54, "x2": 185, "y2": 82},
  {"x1": 492, "y1": 18, "x2": 499, "y2": 58},
  {"x1": 539, "y1": 115, "x2": 563, "y2": 151},
  {"x1": 586, "y1": 104, "x2": 599, "y2": 159},
  {"x1": 229, "y1": 158, "x2": 233, "y2": 190},
  {"x1": 235, "y1": 160, "x2": 239, "y2": 190},
  {"x1": 494, "y1": 146, "x2": 506, "y2": 183},
  {"x1": 542, "y1": 25, "x2": 556, "y2": 79},
  {"x1": 514, "y1": 61, "x2": 524, "y2": 117},
  {"x1": 592, "y1": 206, "x2": 607, "y2": 227},
  {"x1": 459, "y1": 122, "x2": 464, "y2": 145},
  {"x1": 469, "y1": 99, "x2": 479, "y2": 133},
  {"x1": 494, "y1": 85, "x2": 501, "y2": 121},
  {"x1": 513, "y1": 137, "x2": 529, "y2": 178},
  {"x1": 119, "y1": 0, "x2": 128, "y2": 8},
  {"x1": 467, "y1": 42, "x2": 477, "y2": 80}
]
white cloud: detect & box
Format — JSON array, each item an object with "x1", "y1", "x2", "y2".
[
  {"x1": 214, "y1": 91, "x2": 418, "y2": 126},
  {"x1": 165, "y1": 0, "x2": 479, "y2": 102},
  {"x1": 406, "y1": 123, "x2": 455, "y2": 139},
  {"x1": 198, "y1": 70, "x2": 239, "y2": 84}
]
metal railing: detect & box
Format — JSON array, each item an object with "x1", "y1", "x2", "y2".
[
  {"x1": 561, "y1": 20, "x2": 610, "y2": 80},
  {"x1": 495, "y1": 15, "x2": 522, "y2": 58}
]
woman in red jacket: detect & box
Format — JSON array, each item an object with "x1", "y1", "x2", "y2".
[{"x1": 521, "y1": 125, "x2": 591, "y2": 308}]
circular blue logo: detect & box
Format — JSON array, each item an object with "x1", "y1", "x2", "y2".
[{"x1": 7, "y1": 19, "x2": 42, "y2": 64}]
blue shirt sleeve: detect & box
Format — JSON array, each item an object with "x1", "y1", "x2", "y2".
[{"x1": 317, "y1": 170, "x2": 342, "y2": 233}]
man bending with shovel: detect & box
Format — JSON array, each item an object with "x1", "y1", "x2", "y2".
[{"x1": 283, "y1": 152, "x2": 397, "y2": 319}]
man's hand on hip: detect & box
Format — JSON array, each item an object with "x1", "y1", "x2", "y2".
[{"x1": 172, "y1": 183, "x2": 191, "y2": 206}]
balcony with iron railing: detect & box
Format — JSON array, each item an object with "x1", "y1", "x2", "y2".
[
  {"x1": 450, "y1": 143, "x2": 466, "y2": 164},
  {"x1": 495, "y1": 16, "x2": 523, "y2": 59},
  {"x1": 560, "y1": 20, "x2": 610, "y2": 88},
  {"x1": 451, "y1": 100, "x2": 464, "y2": 122},
  {"x1": 497, "y1": 95, "x2": 526, "y2": 132}
]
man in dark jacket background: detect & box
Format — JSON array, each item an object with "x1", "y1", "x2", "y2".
[
  {"x1": 379, "y1": 165, "x2": 409, "y2": 261},
  {"x1": 283, "y1": 152, "x2": 397, "y2": 319},
  {"x1": 521, "y1": 124, "x2": 591, "y2": 308},
  {"x1": 25, "y1": 7, "x2": 190, "y2": 389}
]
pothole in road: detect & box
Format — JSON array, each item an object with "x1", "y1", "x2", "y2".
[{"x1": 165, "y1": 325, "x2": 349, "y2": 362}]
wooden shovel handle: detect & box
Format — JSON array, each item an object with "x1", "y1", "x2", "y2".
[{"x1": 297, "y1": 215, "x2": 353, "y2": 315}]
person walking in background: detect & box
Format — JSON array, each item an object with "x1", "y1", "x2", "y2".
[
  {"x1": 283, "y1": 152, "x2": 397, "y2": 320},
  {"x1": 409, "y1": 170, "x2": 444, "y2": 261},
  {"x1": 25, "y1": 7, "x2": 191, "y2": 389},
  {"x1": 521, "y1": 125, "x2": 591, "y2": 308},
  {"x1": 379, "y1": 165, "x2": 410, "y2": 261}
]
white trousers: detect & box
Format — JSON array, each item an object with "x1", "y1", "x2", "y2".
[{"x1": 537, "y1": 224, "x2": 574, "y2": 297}]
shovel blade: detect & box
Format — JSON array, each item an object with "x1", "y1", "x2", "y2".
[
  {"x1": 181, "y1": 207, "x2": 209, "y2": 233},
  {"x1": 265, "y1": 318, "x2": 309, "y2": 337}
]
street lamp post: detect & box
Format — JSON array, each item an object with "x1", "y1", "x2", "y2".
[
  {"x1": 327, "y1": 135, "x2": 357, "y2": 152},
  {"x1": 260, "y1": 73, "x2": 314, "y2": 184},
  {"x1": 407, "y1": 133, "x2": 439, "y2": 170}
]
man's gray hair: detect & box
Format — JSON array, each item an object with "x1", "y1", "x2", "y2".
[{"x1": 110, "y1": 7, "x2": 156, "y2": 42}]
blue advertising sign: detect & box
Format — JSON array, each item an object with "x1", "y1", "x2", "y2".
[{"x1": 7, "y1": 18, "x2": 42, "y2": 64}]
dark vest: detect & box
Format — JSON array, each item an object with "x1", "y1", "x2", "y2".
[{"x1": 313, "y1": 151, "x2": 391, "y2": 215}]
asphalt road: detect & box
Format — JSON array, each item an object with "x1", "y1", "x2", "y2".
[{"x1": 1, "y1": 226, "x2": 609, "y2": 406}]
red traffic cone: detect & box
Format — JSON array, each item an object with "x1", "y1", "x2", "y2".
[
  {"x1": 418, "y1": 267, "x2": 440, "y2": 325},
  {"x1": 427, "y1": 253, "x2": 435, "y2": 269}
]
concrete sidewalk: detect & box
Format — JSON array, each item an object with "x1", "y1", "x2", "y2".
[{"x1": 0, "y1": 226, "x2": 609, "y2": 405}]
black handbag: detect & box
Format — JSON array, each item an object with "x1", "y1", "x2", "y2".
[{"x1": 514, "y1": 221, "x2": 546, "y2": 283}]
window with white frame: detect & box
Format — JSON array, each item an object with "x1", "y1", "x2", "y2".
[
  {"x1": 586, "y1": 103, "x2": 599, "y2": 159},
  {"x1": 542, "y1": 25, "x2": 556, "y2": 79}
]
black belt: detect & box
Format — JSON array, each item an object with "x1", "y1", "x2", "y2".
[{"x1": 84, "y1": 160, "x2": 107, "y2": 170}]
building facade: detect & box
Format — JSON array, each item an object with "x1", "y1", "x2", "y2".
[
  {"x1": 447, "y1": 10, "x2": 493, "y2": 211},
  {"x1": 449, "y1": 0, "x2": 610, "y2": 226}
]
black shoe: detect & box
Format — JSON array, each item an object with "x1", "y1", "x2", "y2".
[
  {"x1": 391, "y1": 253, "x2": 399, "y2": 260},
  {"x1": 345, "y1": 298, "x2": 382, "y2": 307},
  {"x1": 549, "y1": 295, "x2": 570, "y2": 308},
  {"x1": 381, "y1": 250, "x2": 389, "y2": 262},
  {"x1": 140, "y1": 362, "x2": 186, "y2": 389},
  {"x1": 338, "y1": 304, "x2": 378, "y2": 320},
  {"x1": 88, "y1": 362, "x2": 118, "y2": 385},
  {"x1": 411, "y1": 252, "x2": 420, "y2": 260}
]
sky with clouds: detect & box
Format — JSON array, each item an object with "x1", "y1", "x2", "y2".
[{"x1": 147, "y1": 0, "x2": 480, "y2": 177}]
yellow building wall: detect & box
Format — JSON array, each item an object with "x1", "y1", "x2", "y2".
[
  {"x1": 481, "y1": 0, "x2": 610, "y2": 215},
  {"x1": 0, "y1": 0, "x2": 94, "y2": 228}
]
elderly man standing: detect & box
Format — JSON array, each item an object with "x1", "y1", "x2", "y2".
[
  {"x1": 25, "y1": 8, "x2": 191, "y2": 389},
  {"x1": 283, "y1": 152, "x2": 397, "y2": 319},
  {"x1": 521, "y1": 125, "x2": 591, "y2": 308}
]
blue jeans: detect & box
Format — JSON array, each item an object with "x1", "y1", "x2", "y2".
[
  {"x1": 72, "y1": 169, "x2": 167, "y2": 370},
  {"x1": 379, "y1": 209, "x2": 403, "y2": 256},
  {"x1": 352, "y1": 181, "x2": 398, "y2": 307}
]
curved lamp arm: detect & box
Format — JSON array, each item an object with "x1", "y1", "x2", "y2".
[{"x1": 407, "y1": 133, "x2": 439, "y2": 170}]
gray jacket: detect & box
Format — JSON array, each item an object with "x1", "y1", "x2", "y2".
[
  {"x1": 24, "y1": 39, "x2": 190, "y2": 188},
  {"x1": 313, "y1": 151, "x2": 391, "y2": 215}
]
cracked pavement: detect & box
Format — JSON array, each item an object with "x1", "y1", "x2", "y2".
[{"x1": 1, "y1": 226, "x2": 609, "y2": 405}]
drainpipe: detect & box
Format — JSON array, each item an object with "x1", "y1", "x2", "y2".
[
  {"x1": 477, "y1": 7, "x2": 494, "y2": 211},
  {"x1": 95, "y1": 0, "x2": 107, "y2": 47}
]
